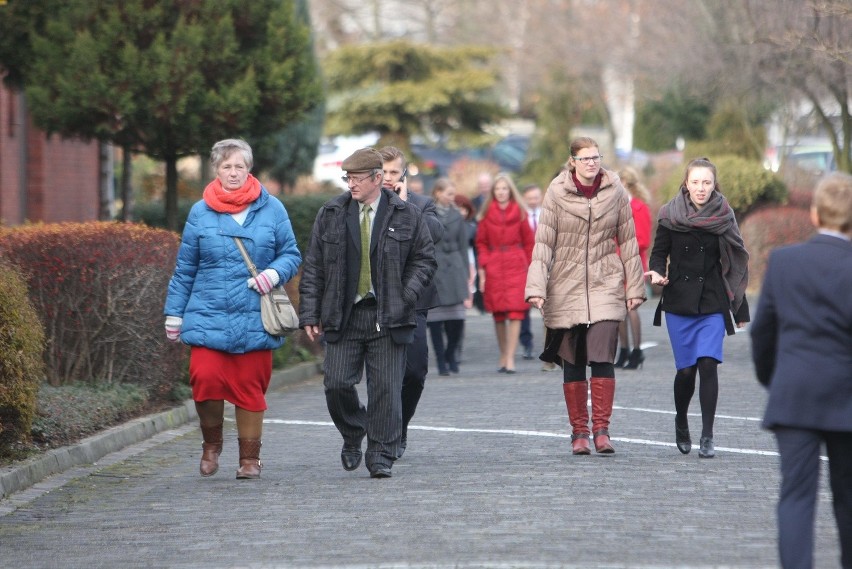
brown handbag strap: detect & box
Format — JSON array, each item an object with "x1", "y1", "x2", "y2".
[{"x1": 233, "y1": 237, "x2": 259, "y2": 279}]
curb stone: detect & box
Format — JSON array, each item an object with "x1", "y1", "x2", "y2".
[{"x1": 0, "y1": 360, "x2": 321, "y2": 500}]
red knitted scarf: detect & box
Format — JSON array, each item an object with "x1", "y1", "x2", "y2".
[{"x1": 203, "y1": 174, "x2": 261, "y2": 213}]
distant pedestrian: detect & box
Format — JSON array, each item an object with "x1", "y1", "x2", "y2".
[
  {"x1": 751, "y1": 172, "x2": 852, "y2": 569},
  {"x1": 298, "y1": 148, "x2": 436, "y2": 479},
  {"x1": 615, "y1": 166, "x2": 652, "y2": 370},
  {"x1": 427, "y1": 178, "x2": 472, "y2": 376},
  {"x1": 164, "y1": 138, "x2": 301, "y2": 479},
  {"x1": 471, "y1": 171, "x2": 494, "y2": 214},
  {"x1": 476, "y1": 172, "x2": 534, "y2": 374},
  {"x1": 646, "y1": 157, "x2": 750, "y2": 459},
  {"x1": 526, "y1": 137, "x2": 645, "y2": 455},
  {"x1": 519, "y1": 184, "x2": 544, "y2": 361},
  {"x1": 379, "y1": 146, "x2": 443, "y2": 459}
]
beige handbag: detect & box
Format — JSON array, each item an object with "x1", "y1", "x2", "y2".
[{"x1": 233, "y1": 237, "x2": 299, "y2": 337}]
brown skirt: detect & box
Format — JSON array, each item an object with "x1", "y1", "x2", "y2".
[{"x1": 541, "y1": 321, "x2": 619, "y2": 367}]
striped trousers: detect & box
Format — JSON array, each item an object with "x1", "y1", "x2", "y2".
[{"x1": 323, "y1": 301, "x2": 405, "y2": 469}]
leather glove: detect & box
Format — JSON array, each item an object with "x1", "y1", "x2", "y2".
[
  {"x1": 164, "y1": 315, "x2": 182, "y2": 342},
  {"x1": 247, "y1": 268, "x2": 280, "y2": 295}
]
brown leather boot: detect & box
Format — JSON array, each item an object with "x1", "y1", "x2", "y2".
[
  {"x1": 199, "y1": 423, "x2": 223, "y2": 477},
  {"x1": 562, "y1": 381, "x2": 591, "y2": 455},
  {"x1": 236, "y1": 438, "x2": 262, "y2": 479},
  {"x1": 590, "y1": 377, "x2": 615, "y2": 453}
]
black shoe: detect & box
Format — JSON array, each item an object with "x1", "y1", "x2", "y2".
[
  {"x1": 341, "y1": 442, "x2": 363, "y2": 471},
  {"x1": 395, "y1": 430, "x2": 407, "y2": 460},
  {"x1": 369, "y1": 464, "x2": 392, "y2": 478},
  {"x1": 623, "y1": 348, "x2": 645, "y2": 370},
  {"x1": 505, "y1": 369, "x2": 516, "y2": 374},
  {"x1": 497, "y1": 367, "x2": 507, "y2": 373},
  {"x1": 614, "y1": 348, "x2": 630, "y2": 368},
  {"x1": 522, "y1": 347, "x2": 534, "y2": 360},
  {"x1": 698, "y1": 436, "x2": 715, "y2": 458},
  {"x1": 675, "y1": 423, "x2": 692, "y2": 455}
]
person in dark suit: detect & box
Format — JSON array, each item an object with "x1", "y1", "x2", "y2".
[
  {"x1": 298, "y1": 148, "x2": 436, "y2": 479},
  {"x1": 751, "y1": 171, "x2": 852, "y2": 569},
  {"x1": 379, "y1": 146, "x2": 443, "y2": 459}
]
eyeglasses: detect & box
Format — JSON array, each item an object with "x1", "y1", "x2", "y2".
[
  {"x1": 572, "y1": 155, "x2": 603, "y2": 164},
  {"x1": 341, "y1": 172, "x2": 374, "y2": 185}
]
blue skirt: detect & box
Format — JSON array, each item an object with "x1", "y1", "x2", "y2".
[{"x1": 665, "y1": 312, "x2": 725, "y2": 370}]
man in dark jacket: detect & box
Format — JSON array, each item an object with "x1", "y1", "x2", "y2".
[
  {"x1": 299, "y1": 148, "x2": 436, "y2": 479},
  {"x1": 379, "y1": 146, "x2": 443, "y2": 459},
  {"x1": 751, "y1": 172, "x2": 852, "y2": 569}
]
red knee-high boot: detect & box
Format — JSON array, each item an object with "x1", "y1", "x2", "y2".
[
  {"x1": 590, "y1": 377, "x2": 615, "y2": 453},
  {"x1": 562, "y1": 381, "x2": 591, "y2": 455}
]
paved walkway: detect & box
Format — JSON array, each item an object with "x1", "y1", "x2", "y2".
[{"x1": 0, "y1": 300, "x2": 843, "y2": 568}]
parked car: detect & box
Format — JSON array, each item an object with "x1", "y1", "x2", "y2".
[
  {"x1": 312, "y1": 133, "x2": 379, "y2": 190},
  {"x1": 764, "y1": 140, "x2": 836, "y2": 175}
]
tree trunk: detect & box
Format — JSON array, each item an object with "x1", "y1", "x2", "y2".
[
  {"x1": 98, "y1": 142, "x2": 114, "y2": 220},
  {"x1": 120, "y1": 144, "x2": 134, "y2": 222},
  {"x1": 165, "y1": 155, "x2": 179, "y2": 231}
]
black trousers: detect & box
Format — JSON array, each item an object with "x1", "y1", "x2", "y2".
[
  {"x1": 323, "y1": 302, "x2": 405, "y2": 469},
  {"x1": 774, "y1": 427, "x2": 852, "y2": 569},
  {"x1": 401, "y1": 310, "x2": 429, "y2": 431}
]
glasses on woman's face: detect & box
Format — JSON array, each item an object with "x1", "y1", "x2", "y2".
[
  {"x1": 341, "y1": 172, "x2": 374, "y2": 185},
  {"x1": 572, "y1": 155, "x2": 603, "y2": 164}
]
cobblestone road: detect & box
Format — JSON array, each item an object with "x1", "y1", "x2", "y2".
[{"x1": 0, "y1": 300, "x2": 843, "y2": 568}]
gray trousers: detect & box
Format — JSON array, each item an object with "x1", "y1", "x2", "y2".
[{"x1": 324, "y1": 302, "x2": 405, "y2": 469}]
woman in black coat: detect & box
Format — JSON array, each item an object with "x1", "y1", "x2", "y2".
[
  {"x1": 646, "y1": 158, "x2": 749, "y2": 459},
  {"x1": 427, "y1": 178, "x2": 473, "y2": 375}
]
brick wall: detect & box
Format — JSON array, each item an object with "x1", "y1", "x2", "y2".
[{"x1": 0, "y1": 84, "x2": 101, "y2": 226}]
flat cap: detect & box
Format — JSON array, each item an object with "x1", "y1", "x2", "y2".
[{"x1": 341, "y1": 148, "x2": 383, "y2": 172}]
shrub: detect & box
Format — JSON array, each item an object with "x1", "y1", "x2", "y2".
[
  {"x1": 741, "y1": 206, "x2": 815, "y2": 292},
  {"x1": 0, "y1": 222, "x2": 187, "y2": 399},
  {"x1": 0, "y1": 261, "x2": 45, "y2": 450},
  {"x1": 659, "y1": 154, "x2": 787, "y2": 217},
  {"x1": 31, "y1": 382, "x2": 149, "y2": 448},
  {"x1": 279, "y1": 191, "x2": 340, "y2": 259}
]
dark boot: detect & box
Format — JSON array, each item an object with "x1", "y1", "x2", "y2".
[
  {"x1": 199, "y1": 423, "x2": 223, "y2": 477},
  {"x1": 236, "y1": 438, "x2": 262, "y2": 479},
  {"x1": 623, "y1": 348, "x2": 645, "y2": 370},
  {"x1": 562, "y1": 382, "x2": 591, "y2": 455},
  {"x1": 590, "y1": 377, "x2": 615, "y2": 453},
  {"x1": 614, "y1": 348, "x2": 630, "y2": 368}
]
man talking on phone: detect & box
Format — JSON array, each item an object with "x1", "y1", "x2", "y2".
[{"x1": 379, "y1": 146, "x2": 443, "y2": 459}]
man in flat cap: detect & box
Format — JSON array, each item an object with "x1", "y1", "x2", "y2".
[{"x1": 299, "y1": 147, "x2": 437, "y2": 478}]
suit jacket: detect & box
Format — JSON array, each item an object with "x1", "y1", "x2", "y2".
[
  {"x1": 750, "y1": 233, "x2": 852, "y2": 431},
  {"x1": 298, "y1": 188, "x2": 437, "y2": 345},
  {"x1": 408, "y1": 192, "x2": 443, "y2": 310}
]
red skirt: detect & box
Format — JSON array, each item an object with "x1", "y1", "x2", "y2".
[{"x1": 189, "y1": 347, "x2": 272, "y2": 412}]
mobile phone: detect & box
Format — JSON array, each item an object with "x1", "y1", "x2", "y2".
[{"x1": 399, "y1": 168, "x2": 407, "y2": 182}]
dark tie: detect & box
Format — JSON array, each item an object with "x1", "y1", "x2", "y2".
[{"x1": 358, "y1": 204, "x2": 372, "y2": 298}]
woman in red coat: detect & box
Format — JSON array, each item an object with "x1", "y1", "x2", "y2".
[
  {"x1": 475, "y1": 173, "x2": 534, "y2": 373},
  {"x1": 615, "y1": 166, "x2": 652, "y2": 370}
]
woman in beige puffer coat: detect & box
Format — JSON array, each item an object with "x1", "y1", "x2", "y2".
[{"x1": 526, "y1": 137, "x2": 646, "y2": 455}]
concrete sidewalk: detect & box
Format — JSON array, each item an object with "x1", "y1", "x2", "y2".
[{"x1": 0, "y1": 300, "x2": 844, "y2": 568}]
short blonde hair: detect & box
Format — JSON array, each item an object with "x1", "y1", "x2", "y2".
[{"x1": 813, "y1": 172, "x2": 852, "y2": 234}]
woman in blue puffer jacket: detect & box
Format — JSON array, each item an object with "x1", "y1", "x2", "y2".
[{"x1": 164, "y1": 139, "x2": 301, "y2": 480}]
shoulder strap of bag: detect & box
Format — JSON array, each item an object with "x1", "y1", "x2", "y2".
[{"x1": 233, "y1": 237, "x2": 259, "y2": 279}]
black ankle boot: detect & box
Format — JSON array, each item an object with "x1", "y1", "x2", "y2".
[
  {"x1": 623, "y1": 348, "x2": 644, "y2": 370},
  {"x1": 675, "y1": 420, "x2": 691, "y2": 455},
  {"x1": 614, "y1": 348, "x2": 630, "y2": 368}
]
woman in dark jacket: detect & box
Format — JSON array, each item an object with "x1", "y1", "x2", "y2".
[
  {"x1": 646, "y1": 157, "x2": 749, "y2": 459},
  {"x1": 427, "y1": 178, "x2": 472, "y2": 375}
]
